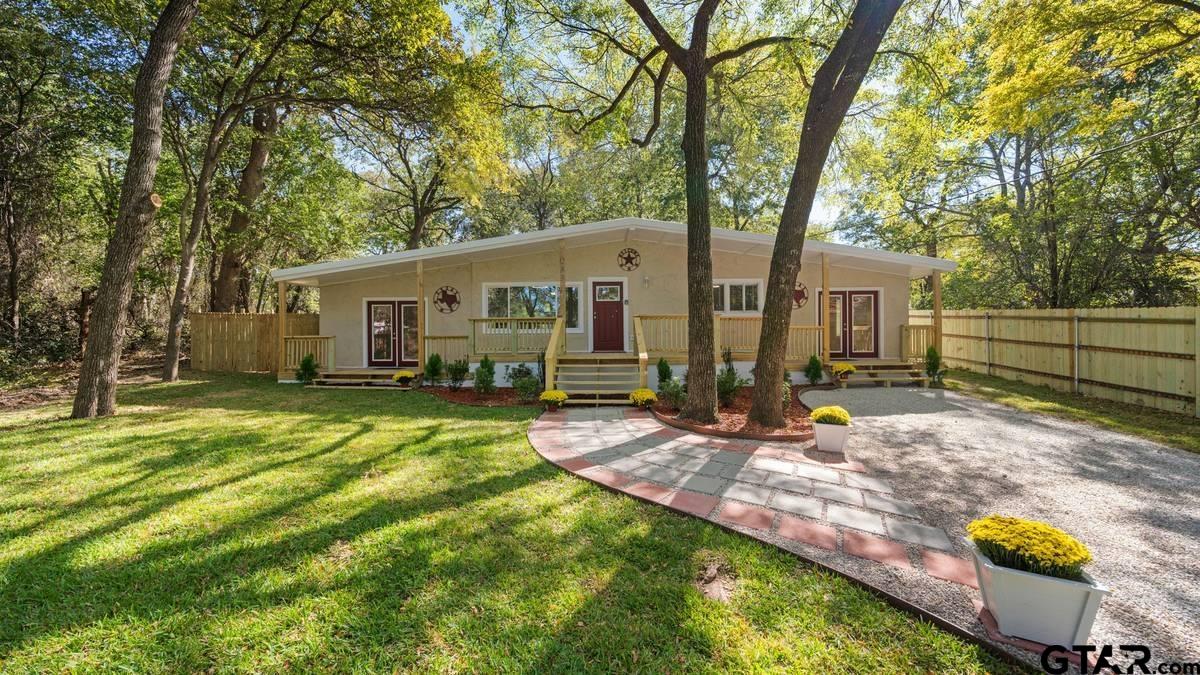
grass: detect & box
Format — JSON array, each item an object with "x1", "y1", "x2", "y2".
[
  {"x1": 945, "y1": 369, "x2": 1200, "y2": 454},
  {"x1": 0, "y1": 373, "x2": 1019, "y2": 673}
]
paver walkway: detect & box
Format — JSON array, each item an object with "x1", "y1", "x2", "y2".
[{"x1": 528, "y1": 407, "x2": 978, "y2": 592}]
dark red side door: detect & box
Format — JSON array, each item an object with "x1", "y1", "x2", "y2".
[
  {"x1": 591, "y1": 281, "x2": 624, "y2": 351},
  {"x1": 366, "y1": 300, "x2": 418, "y2": 367}
]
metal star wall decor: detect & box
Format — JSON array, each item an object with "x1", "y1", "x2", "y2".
[
  {"x1": 792, "y1": 283, "x2": 809, "y2": 309},
  {"x1": 617, "y1": 247, "x2": 640, "y2": 271},
  {"x1": 433, "y1": 286, "x2": 461, "y2": 313}
]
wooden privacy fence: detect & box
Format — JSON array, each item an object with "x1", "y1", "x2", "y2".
[
  {"x1": 909, "y1": 307, "x2": 1199, "y2": 417},
  {"x1": 190, "y1": 312, "x2": 320, "y2": 373}
]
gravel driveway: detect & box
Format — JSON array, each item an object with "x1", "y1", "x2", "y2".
[{"x1": 800, "y1": 387, "x2": 1200, "y2": 661}]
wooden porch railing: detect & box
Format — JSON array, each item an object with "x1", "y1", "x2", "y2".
[
  {"x1": 544, "y1": 317, "x2": 566, "y2": 389},
  {"x1": 637, "y1": 315, "x2": 823, "y2": 362},
  {"x1": 469, "y1": 317, "x2": 557, "y2": 355},
  {"x1": 283, "y1": 335, "x2": 335, "y2": 373},
  {"x1": 424, "y1": 335, "x2": 469, "y2": 364},
  {"x1": 900, "y1": 324, "x2": 934, "y2": 362}
]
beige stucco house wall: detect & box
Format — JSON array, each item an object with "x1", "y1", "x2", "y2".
[{"x1": 274, "y1": 217, "x2": 954, "y2": 377}]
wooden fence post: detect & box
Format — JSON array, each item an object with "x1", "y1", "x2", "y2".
[
  {"x1": 1071, "y1": 312, "x2": 1080, "y2": 394},
  {"x1": 276, "y1": 282, "x2": 287, "y2": 380},
  {"x1": 984, "y1": 312, "x2": 991, "y2": 376},
  {"x1": 1194, "y1": 304, "x2": 1199, "y2": 418}
]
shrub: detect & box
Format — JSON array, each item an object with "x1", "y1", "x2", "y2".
[
  {"x1": 804, "y1": 355, "x2": 823, "y2": 385},
  {"x1": 446, "y1": 358, "x2": 470, "y2": 390},
  {"x1": 659, "y1": 377, "x2": 686, "y2": 410},
  {"x1": 716, "y1": 367, "x2": 748, "y2": 407},
  {"x1": 540, "y1": 389, "x2": 568, "y2": 407},
  {"x1": 656, "y1": 357, "x2": 672, "y2": 385},
  {"x1": 810, "y1": 405, "x2": 850, "y2": 425},
  {"x1": 391, "y1": 369, "x2": 416, "y2": 385},
  {"x1": 926, "y1": 345, "x2": 946, "y2": 384},
  {"x1": 474, "y1": 356, "x2": 497, "y2": 394},
  {"x1": 295, "y1": 354, "x2": 319, "y2": 384},
  {"x1": 513, "y1": 375, "x2": 541, "y2": 403},
  {"x1": 831, "y1": 363, "x2": 856, "y2": 378},
  {"x1": 967, "y1": 515, "x2": 1092, "y2": 581},
  {"x1": 629, "y1": 388, "x2": 657, "y2": 407},
  {"x1": 781, "y1": 368, "x2": 793, "y2": 407},
  {"x1": 424, "y1": 353, "x2": 444, "y2": 385},
  {"x1": 505, "y1": 362, "x2": 534, "y2": 384}
]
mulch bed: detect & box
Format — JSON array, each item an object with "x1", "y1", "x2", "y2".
[
  {"x1": 652, "y1": 386, "x2": 814, "y2": 440},
  {"x1": 419, "y1": 385, "x2": 539, "y2": 407}
]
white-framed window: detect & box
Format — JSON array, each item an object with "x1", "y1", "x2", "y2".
[
  {"x1": 483, "y1": 282, "x2": 582, "y2": 332},
  {"x1": 713, "y1": 279, "x2": 762, "y2": 314}
]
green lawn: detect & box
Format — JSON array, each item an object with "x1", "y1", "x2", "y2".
[
  {"x1": 945, "y1": 369, "x2": 1200, "y2": 454},
  {"x1": 0, "y1": 374, "x2": 1017, "y2": 673}
]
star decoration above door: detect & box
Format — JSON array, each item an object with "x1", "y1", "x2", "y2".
[
  {"x1": 617, "y1": 247, "x2": 640, "y2": 271},
  {"x1": 433, "y1": 286, "x2": 460, "y2": 313}
]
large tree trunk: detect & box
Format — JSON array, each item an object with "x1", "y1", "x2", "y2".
[
  {"x1": 72, "y1": 0, "x2": 198, "y2": 419},
  {"x1": 677, "y1": 68, "x2": 718, "y2": 423},
  {"x1": 162, "y1": 154, "x2": 216, "y2": 381},
  {"x1": 406, "y1": 207, "x2": 428, "y2": 250},
  {"x1": 748, "y1": 0, "x2": 902, "y2": 427},
  {"x1": 211, "y1": 106, "x2": 279, "y2": 311}
]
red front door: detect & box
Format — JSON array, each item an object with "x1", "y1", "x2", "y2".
[
  {"x1": 819, "y1": 290, "x2": 879, "y2": 358},
  {"x1": 366, "y1": 300, "x2": 418, "y2": 367},
  {"x1": 591, "y1": 281, "x2": 624, "y2": 352}
]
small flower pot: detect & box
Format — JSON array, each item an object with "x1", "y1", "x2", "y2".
[
  {"x1": 396, "y1": 377, "x2": 413, "y2": 386},
  {"x1": 968, "y1": 539, "x2": 1109, "y2": 646},
  {"x1": 813, "y1": 422, "x2": 850, "y2": 453},
  {"x1": 545, "y1": 404, "x2": 559, "y2": 412}
]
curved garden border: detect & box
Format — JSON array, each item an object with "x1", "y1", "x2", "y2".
[{"x1": 648, "y1": 383, "x2": 839, "y2": 442}]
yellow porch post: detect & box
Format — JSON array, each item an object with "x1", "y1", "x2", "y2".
[
  {"x1": 417, "y1": 260, "x2": 425, "y2": 372},
  {"x1": 932, "y1": 270, "x2": 944, "y2": 355},
  {"x1": 277, "y1": 281, "x2": 287, "y2": 380},
  {"x1": 821, "y1": 253, "x2": 831, "y2": 362}
]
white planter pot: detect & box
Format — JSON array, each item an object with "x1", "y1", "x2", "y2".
[
  {"x1": 813, "y1": 422, "x2": 850, "y2": 453},
  {"x1": 968, "y1": 539, "x2": 1109, "y2": 646}
]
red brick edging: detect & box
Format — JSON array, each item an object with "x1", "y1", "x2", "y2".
[{"x1": 649, "y1": 407, "x2": 815, "y2": 442}]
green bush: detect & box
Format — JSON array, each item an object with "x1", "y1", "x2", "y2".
[
  {"x1": 716, "y1": 347, "x2": 748, "y2": 407},
  {"x1": 513, "y1": 375, "x2": 541, "y2": 403},
  {"x1": 505, "y1": 363, "x2": 534, "y2": 384},
  {"x1": 804, "y1": 355, "x2": 823, "y2": 385},
  {"x1": 475, "y1": 355, "x2": 497, "y2": 394},
  {"x1": 424, "y1": 353, "x2": 444, "y2": 386},
  {"x1": 295, "y1": 354, "x2": 319, "y2": 385},
  {"x1": 446, "y1": 358, "x2": 469, "y2": 390},
  {"x1": 659, "y1": 377, "x2": 686, "y2": 410},
  {"x1": 926, "y1": 345, "x2": 946, "y2": 384},
  {"x1": 656, "y1": 357, "x2": 672, "y2": 385}
]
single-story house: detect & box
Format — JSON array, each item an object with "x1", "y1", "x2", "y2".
[{"x1": 270, "y1": 217, "x2": 955, "y2": 395}]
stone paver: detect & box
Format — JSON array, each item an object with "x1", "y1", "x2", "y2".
[
  {"x1": 922, "y1": 550, "x2": 979, "y2": 589},
  {"x1": 887, "y1": 519, "x2": 955, "y2": 551},
  {"x1": 778, "y1": 516, "x2": 837, "y2": 550},
  {"x1": 864, "y1": 493, "x2": 921, "y2": 518},
  {"x1": 843, "y1": 531, "x2": 912, "y2": 569},
  {"x1": 826, "y1": 504, "x2": 886, "y2": 535},
  {"x1": 770, "y1": 491, "x2": 823, "y2": 518},
  {"x1": 724, "y1": 482, "x2": 772, "y2": 506},
  {"x1": 719, "y1": 502, "x2": 774, "y2": 530},
  {"x1": 763, "y1": 473, "x2": 812, "y2": 494},
  {"x1": 812, "y1": 482, "x2": 864, "y2": 506},
  {"x1": 679, "y1": 474, "x2": 727, "y2": 495},
  {"x1": 667, "y1": 490, "x2": 720, "y2": 517}
]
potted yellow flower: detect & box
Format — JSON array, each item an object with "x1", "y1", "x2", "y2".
[
  {"x1": 810, "y1": 405, "x2": 850, "y2": 452},
  {"x1": 629, "y1": 388, "x2": 657, "y2": 409},
  {"x1": 539, "y1": 389, "x2": 568, "y2": 411},
  {"x1": 391, "y1": 370, "x2": 416, "y2": 387},
  {"x1": 967, "y1": 515, "x2": 1108, "y2": 646},
  {"x1": 831, "y1": 363, "x2": 856, "y2": 382}
]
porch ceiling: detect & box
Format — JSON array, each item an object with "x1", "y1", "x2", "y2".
[{"x1": 272, "y1": 217, "x2": 956, "y2": 287}]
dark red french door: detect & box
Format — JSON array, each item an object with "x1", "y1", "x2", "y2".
[
  {"x1": 367, "y1": 300, "x2": 418, "y2": 367},
  {"x1": 819, "y1": 290, "x2": 879, "y2": 358},
  {"x1": 591, "y1": 281, "x2": 624, "y2": 351}
]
